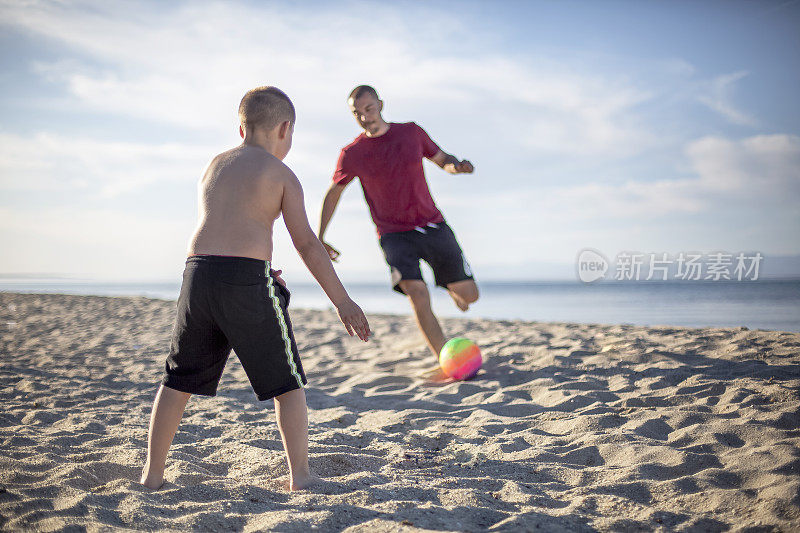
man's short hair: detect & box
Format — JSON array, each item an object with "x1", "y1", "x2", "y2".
[
  {"x1": 238, "y1": 86, "x2": 295, "y2": 131},
  {"x1": 348, "y1": 85, "x2": 379, "y2": 102}
]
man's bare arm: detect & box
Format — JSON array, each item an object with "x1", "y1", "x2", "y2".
[
  {"x1": 280, "y1": 170, "x2": 370, "y2": 340},
  {"x1": 318, "y1": 182, "x2": 348, "y2": 262},
  {"x1": 429, "y1": 149, "x2": 474, "y2": 174}
]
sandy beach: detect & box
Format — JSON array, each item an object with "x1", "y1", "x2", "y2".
[{"x1": 0, "y1": 291, "x2": 798, "y2": 532}]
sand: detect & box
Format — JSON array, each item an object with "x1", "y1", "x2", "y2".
[{"x1": 0, "y1": 291, "x2": 798, "y2": 532}]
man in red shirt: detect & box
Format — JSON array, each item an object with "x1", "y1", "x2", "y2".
[{"x1": 318, "y1": 85, "x2": 479, "y2": 362}]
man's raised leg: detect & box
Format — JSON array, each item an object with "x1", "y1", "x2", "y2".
[
  {"x1": 398, "y1": 279, "x2": 446, "y2": 360},
  {"x1": 140, "y1": 384, "x2": 192, "y2": 489},
  {"x1": 446, "y1": 279, "x2": 479, "y2": 312},
  {"x1": 274, "y1": 387, "x2": 318, "y2": 491}
]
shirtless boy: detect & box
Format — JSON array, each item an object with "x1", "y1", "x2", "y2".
[
  {"x1": 140, "y1": 86, "x2": 371, "y2": 492},
  {"x1": 319, "y1": 85, "x2": 478, "y2": 362}
]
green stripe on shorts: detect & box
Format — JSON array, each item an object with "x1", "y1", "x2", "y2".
[{"x1": 264, "y1": 262, "x2": 303, "y2": 387}]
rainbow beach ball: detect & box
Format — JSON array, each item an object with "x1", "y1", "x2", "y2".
[{"x1": 439, "y1": 337, "x2": 482, "y2": 380}]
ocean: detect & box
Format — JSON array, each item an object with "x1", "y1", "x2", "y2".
[{"x1": 2, "y1": 278, "x2": 799, "y2": 333}]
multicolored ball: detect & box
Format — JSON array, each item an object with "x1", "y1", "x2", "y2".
[{"x1": 439, "y1": 337, "x2": 482, "y2": 380}]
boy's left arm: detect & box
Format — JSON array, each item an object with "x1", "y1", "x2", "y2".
[{"x1": 269, "y1": 267, "x2": 286, "y2": 287}]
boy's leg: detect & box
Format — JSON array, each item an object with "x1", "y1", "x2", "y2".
[
  {"x1": 274, "y1": 387, "x2": 318, "y2": 490},
  {"x1": 398, "y1": 279, "x2": 446, "y2": 360},
  {"x1": 140, "y1": 384, "x2": 192, "y2": 489}
]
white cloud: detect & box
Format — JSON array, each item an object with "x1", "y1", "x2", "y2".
[
  {"x1": 427, "y1": 133, "x2": 800, "y2": 266},
  {"x1": 661, "y1": 57, "x2": 697, "y2": 77},
  {"x1": 696, "y1": 70, "x2": 756, "y2": 126},
  {"x1": 524, "y1": 133, "x2": 800, "y2": 221},
  {"x1": 1, "y1": 1, "x2": 797, "y2": 279},
  {"x1": 686, "y1": 134, "x2": 800, "y2": 197},
  {"x1": 448, "y1": 133, "x2": 800, "y2": 220},
  {"x1": 0, "y1": 205, "x2": 194, "y2": 278},
  {"x1": 0, "y1": 132, "x2": 213, "y2": 197},
  {"x1": 2, "y1": 0, "x2": 659, "y2": 158}
]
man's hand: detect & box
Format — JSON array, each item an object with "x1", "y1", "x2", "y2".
[
  {"x1": 443, "y1": 159, "x2": 474, "y2": 174},
  {"x1": 432, "y1": 151, "x2": 474, "y2": 174},
  {"x1": 335, "y1": 297, "x2": 371, "y2": 341},
  {"x1": 322, "y1": 241, "x2": 341, "y2": 262}
]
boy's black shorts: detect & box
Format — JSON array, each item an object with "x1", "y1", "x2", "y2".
[
  {"x1": 161, "y1": 254, "x2": 306, "y2": 401},
  {"x1": 378, "y1": 220, "x2": 475, "y2": 295}
]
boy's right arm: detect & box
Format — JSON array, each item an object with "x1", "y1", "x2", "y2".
[{"x1": 281, "y1": 170, "x2": 370, "y2": 341}]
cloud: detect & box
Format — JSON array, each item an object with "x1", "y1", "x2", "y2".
[
  {"x1": 1, "y1": 1, "x2": 797, "y2": 279},
  {"x1": 0, "y1": 205, "x2": 194, "y2": 278},
  {"x1": 661, "y1": 57, "x2": 697, "y2": 77},
  {"x1": 696, "y1": 70, "x2": 757, "y2": 126},
  {"x1": 426, "y1": 132, "x2": 800, "y2": 272},
  {"x1": 0, "y1": 199, "x2": 389, "y2": 281},
  {"x1": 0, "y1": 132, "x2": 213, "y2": 197},
  {"x1": 686, "y1": 133, "x2": 800, "y2": 197},
  {"x1": 434, "y1": 134, "x2": 800, "y2": 227},
  {"x1": 525, "y1": 134, "x2": 800, "y2": 220},
  {"x1": 2, "y1": 0, "x2": 660, "y2": 158}
]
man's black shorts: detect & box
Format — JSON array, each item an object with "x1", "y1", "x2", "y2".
[
  {"x1": 378, "y1": 220, "x2": 475, "y2": 295},
  {"x1": 161, "y1": 254, "x2": 306, "y2": 401}
]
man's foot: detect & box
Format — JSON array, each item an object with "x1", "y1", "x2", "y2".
[
  {"x1": 289, "y1": 471, "x2": 321, "y2": 491},
  {"x1": 448, "y1": 290, "x2": 470, "y2": 312},
  {"x1": 420, "y1": 363, "x2": 449, "y2": 382}
]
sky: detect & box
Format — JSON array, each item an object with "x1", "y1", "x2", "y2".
[{"x1": 0, "y1": 0, "x2": 798, "y2": 282}]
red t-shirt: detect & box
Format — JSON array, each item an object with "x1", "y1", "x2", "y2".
[{"x1": 332, "y1": 122, "x2": 445, "y2": 237}]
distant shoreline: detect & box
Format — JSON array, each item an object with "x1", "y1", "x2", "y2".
[{"x1": 2, "y1": 282, "x2": 799, "y2": 333}]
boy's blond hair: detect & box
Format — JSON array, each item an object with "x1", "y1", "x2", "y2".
[{"x1": 238, "y1": 86, "x2": 295, "y2": 132}]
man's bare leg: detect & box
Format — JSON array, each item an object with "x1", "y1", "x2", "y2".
[
  {"x1": 446, "y1": 279, "x2": 479, "y2": 312},
  {"x1": 398, "y1": 279, "x2": 446, "y2": 360},
  {"x1": 140, "y1": 384, "x2": 192, "y2": 489},
  {"x1": 274, "y1": 387, "x2": 318, "y2": 491}
]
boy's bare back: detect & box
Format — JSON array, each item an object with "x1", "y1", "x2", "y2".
[{"x1": 189, "y1": 144, "x2": 288, "y2": 261}]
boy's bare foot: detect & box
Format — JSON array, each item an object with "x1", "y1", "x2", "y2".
[
  {"x1": 140, "y1": 477, "x2": 165, "y2": 490},
  {"x1": 140, "y1": 466, "x2": 165, "y2": 490},
  {"x1": 290, "y1": 471, "x2": 321, "y2": 491}
]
